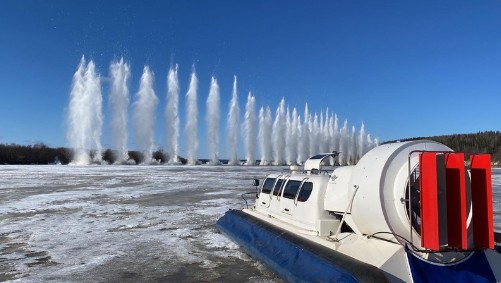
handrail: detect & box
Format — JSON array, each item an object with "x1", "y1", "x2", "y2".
[
  {"x1": 294, "y1": 177, "x2": 309, "y2": 206},
  {"x1": 269, "y1": 175, "x2": 282, "y2": 200},
  {"x1": 332, "y1": 185, "x2": 360, "y2": 241},
  {"x1": 277, "y1": 175, "x2": 290, "y2": 201},
  {"x1": 241, "y1": 192, "x2": 257, "y2": 209}
]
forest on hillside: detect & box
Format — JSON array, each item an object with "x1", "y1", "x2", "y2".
[
  {"x1": 0, "y1": 143, "x2": 169, "y2": 165},
  {"x1": 1, "y1": 131, "x2": 501, "y2": 165},
  {"x1": 385, "y1": 131, "x2": 501, "y2": 164}
]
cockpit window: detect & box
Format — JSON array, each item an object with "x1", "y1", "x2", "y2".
[
  {"x1": 297, "y1": 182, "x2": 313, "y2": 202},
  {"x1": 283, "y1": 180, "x2": 301, "y2": 199},
  {"x1": 310, "y1": 154, "x2": 326, "y2": 159},
  {"x1": 261, "y1": 178, "x2": 275, "y2": 194},
  {"x1": 272, "y1": 179, "x2": 284, "y2": 196}
]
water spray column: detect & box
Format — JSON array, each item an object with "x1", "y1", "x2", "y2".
[
  {"x1": 310, "y1": 114, "x2": 320, "y2": 156},
  {"x1": 285, "y1": 107, "x2": 292, "y2": 164},
  {"x1": 339, "y1": 120, "x2": 349, "y2": 165},
  {"x1": 258, "y1": 106, "x2": 272, "y2": 165},
  {"x1": 185, "y1": 70, "x2": 199, "y2": 165},
  {"x1": 67, "y1": 56, "x2": 104, "y2": 165},
  {"x1": 322, "y1": 110, "x2": 330, "y2": 153},
  {"x1": 299, "y1": 104, "x2": 311, "y2": 164},
  {"x1": 348, "y1": 125, "x2": 356, "y2": 165},
  {"x1": 85, "y1": 61, "x2": 104, "y2": 164},
  {"x1": 227, "y1": 76, "x2": 239, "y2": 165},
  {"x1": 244, "y1": 92, "x2": 256, "y2": 165},
  {"x1": 290, "y1": 108, "x2": 299, "y2": 165},
  {"x1": 206, "y1": 77, "x2": 220, "y2": 165},
  {"x1": 133, "y1": 66, "x2": 158, "y2": 164},
  {"x1": 165, "y1": 65, "x2": 180, "y2": 164},
  {"x1": 272, "y1": 98, "x2": 286, "y2": 165},
  {"x1": 296, "y1": 113, "x2": 303, "y2": 165},
  {"x1": 67, "y1": 57, "x2": 89, "y2": 164},
  {"x1": 333, "y1": 114, "x2": 340, "y2": 155},
  {"x1": 319, "y1": 111, "x2": 325, "y2": 153},
  {"x1": 367, "y1": 134, "x2": 374, "y2": 152},
  {"x1": 109, "y1": 58, "x2": 131, "y2": 164},
  {"x1": 327, "y1": 114, "x2": 335, "y2": 165},
  {"x1": 357, "y1": 122, "x2": 366, "y2": 162}
]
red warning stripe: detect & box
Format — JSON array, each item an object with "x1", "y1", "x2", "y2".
[
  {"x1": 470, "y1": 154, "x2": 494, "y2": 249},
  {"x1": 444, "y1": 153, "x2": 467, "y2": 250},
  {"x1": 419, "y1": 153, "x2": 440, "y2": 251}
]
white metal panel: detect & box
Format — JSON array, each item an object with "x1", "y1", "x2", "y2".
[
  {"x1": 324, "y1": 166, "x2": 355, "y2": 212},
  {"x1": 315, "y1": 219, "x2": 340, "y2": 236},
  {"x1": 303, "y1": 153, "x2": 337, "y2": 171}
]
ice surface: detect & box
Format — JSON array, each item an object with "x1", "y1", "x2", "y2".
[
  {"x1": 492, "y1": 168, "x2": 501, "y2": 232},
  {"x1": 0, "y1": 165, "x2": 282, "y2": 282},
  {"x1": 0, "y1": 165, "x2": 499, "y2": 282}
]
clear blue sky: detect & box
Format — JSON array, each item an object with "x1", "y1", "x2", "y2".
[{"x1": 1, "y1": 0, "x2": 500, "y2": 158}]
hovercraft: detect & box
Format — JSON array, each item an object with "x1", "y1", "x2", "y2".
[{"x1": 217, "y1": 140, "x2": 501, "y2": 282}]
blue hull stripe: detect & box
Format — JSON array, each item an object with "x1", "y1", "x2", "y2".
[
  {"x1": 407, "y1": 248, "x2": 496, "y2": 283},
  {"x1": 216, "y1": 209, "x2": 388, "y2": 283}
]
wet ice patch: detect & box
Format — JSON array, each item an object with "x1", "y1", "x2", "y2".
[
  {"x1": 196, "y1": 198, "x2": 240, "y2": 217},
  {"x1": 203, "y1": 231, "x2": 240, "y2": 250}
]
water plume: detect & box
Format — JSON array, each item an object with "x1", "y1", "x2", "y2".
[
  {"x1": 67, "y1": 57, "x2": 89, "y2": 164},
  {"x1": 285, "y1": 108, "x2": 292, "y2": 164},
  {"x1": 109, "y1": 58, "x2": 131, "y2": 164},
  {"x1": 367, "y1": 134, "x2": 374, "y2": 150},
  {"x1": 272, "y1": 98, "x2": 286, "y2": 165},
  {"x1": 185, "y1": 70, "x2": 199, "y2": 165},
  {"x1": 298, "y1": 104, "x2": 310, "y2": 164},
  {"x1": 296, "y1": 113, "x2": 303, "y2": 165},
  {"x1": 348, "y1": 125, "x2": 356, "y2": 165},
  {"x1": 288, "y1": 108, "x2": 299, "y2": 165},
  {"x1": 258, "y1": 106, "x2": 272, "y2": 165},
  {"x1": 133, "y1": 66, "x2": 158, "y2": 164},
  {"x1": 67, "y1": 56, "x2": 103, "y2": 165},
  {"x1": 166, "y1": 65, "x2": 180, "y2": 164},
  {"x1": 227, "y1": 76, "x2": 239, "y2": 165},
  {"x1": 339, "y1": 120, "x2": 349, "y2": 165},
  {"x1": 322, "y1": 109, "x2": 330, "y2": 153},
  {"x1": 310, "y1": 113, "x2": 319, "y2": 156},
  {"x1": 244, "y1": 92, "x2": 256, "y2": 165},
  {"x1": 319, "y1": 111, "x2": 325, "y2": 153},
  {"x1": 86, "y1": 61, "x2": 104, "y2": 164},
  {"x1": 328, "y1": 114, "x2": 335, "y2": 165},
  {"x1": 357, "y1": 122, "x2": 366, "y2": 161},
  {"x1": 333, "y1": 114, "x2": 340, "y2": 153},
  {"x1": 206, "y1": 77, "x2": 220, "y2": 165}
]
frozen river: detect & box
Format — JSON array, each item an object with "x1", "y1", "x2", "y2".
[{"x1": 0, "y1": 165, "x2": 500, "y2": 282}]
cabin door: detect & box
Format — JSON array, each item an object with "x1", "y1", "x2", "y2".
[
  {"x1": 280, "y1": 198, "x2": 295, "y2": 215},
  {"x1": 280, "y1": 179, "x2": 303, "y2": 216},
  {"x1": 259, "y1": 176, "x2": 284, "y2": 208}
]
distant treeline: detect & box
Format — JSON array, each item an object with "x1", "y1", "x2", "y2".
[
  {"x1": 0, "y1": 143, "x2": 183, "y2": 165},
  {"x1": 2, "y1": 131, "x2": 501, "y2": 165},
  {"x1": 0, "y1": 143, "x2": 70, "y2": 165},
  {"x1": 385, "y1": 131, "x2": 501, "y2": 163}
]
